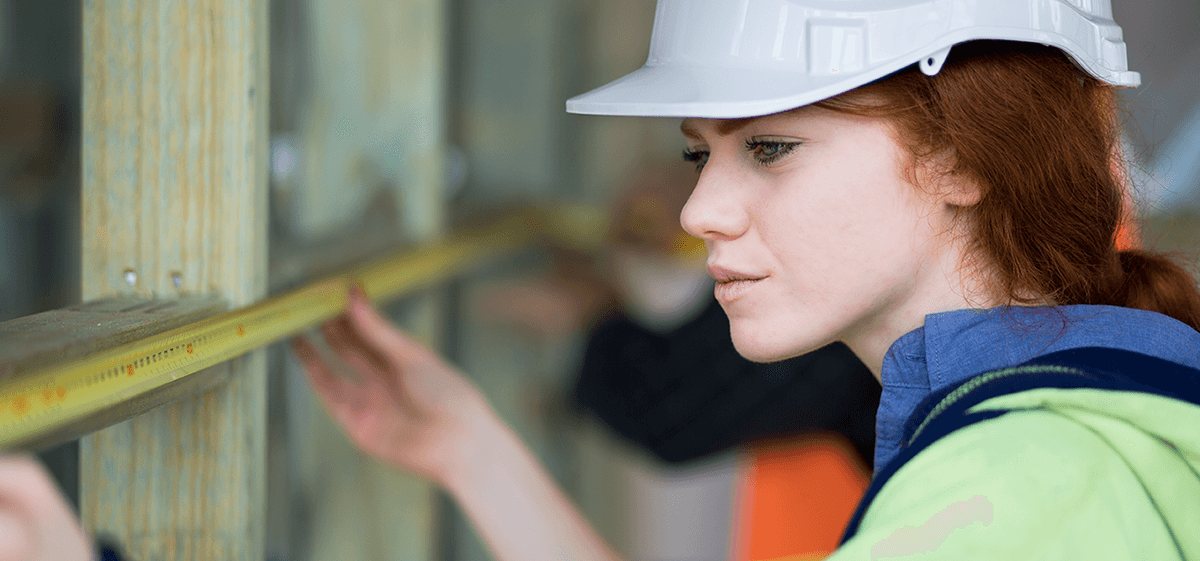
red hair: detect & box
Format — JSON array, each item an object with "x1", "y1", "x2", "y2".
[{"x1": 816, "y1": 41, "x2": 1200, "y2": 332}]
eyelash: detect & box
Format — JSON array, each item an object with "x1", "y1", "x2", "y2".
[
  {"x1": 681, "y1": 140, "x2": 801, "y2": 171},
  {"x1": 745, "y1": 139, "x2": 800, "y2": 165},
  {"x1": 682, "y1": 147, "x2": 708, "y2": 171}
]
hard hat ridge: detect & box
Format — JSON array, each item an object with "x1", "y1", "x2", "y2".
[{"x1": 567, "y1": 0, "x2": 1140, "y2": 119}]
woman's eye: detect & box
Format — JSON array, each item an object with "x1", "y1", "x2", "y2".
[
  {"x1": 745, "y1": 139, "x2": 800, "y2": 165},
  {"x1": 758, "y1": 143, "x2": 785, "y2": 157},
  {"x1": 682, "y1": 147, "x2": 709, "y2": 171}
]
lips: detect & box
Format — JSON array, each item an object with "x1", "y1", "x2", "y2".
[
  {"x1": 707, "y1": 264, "x2": 767, "y2": 283},
  {"x1": 707, "y1": 264, "x2": 767, "y2": 303}
]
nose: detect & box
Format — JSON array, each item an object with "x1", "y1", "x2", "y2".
[{"x1": 680, "y1": 160, "x2": 750, "y2": 242}]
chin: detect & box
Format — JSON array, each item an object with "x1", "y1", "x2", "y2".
[{"x1": 729, "y1": 323, "x2": 822, "y2": 364}]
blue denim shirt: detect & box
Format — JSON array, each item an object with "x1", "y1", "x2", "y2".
[{"x1": 875, "y1": 304, "x2": 1200, "y2": 471}]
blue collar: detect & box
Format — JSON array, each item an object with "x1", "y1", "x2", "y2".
[{"x1": 873, "y1": 304, "x2": 1200, "y2": 471}]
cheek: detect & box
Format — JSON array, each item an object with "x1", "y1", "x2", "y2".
[
  {"x1": 784, "y1": 172, "x2": 926, "y2": 262},
  {"x1": 764, "y1": 183, "x2": 882, "y2": 274},
  {"x1": 743, "y1": 177, "x2": 924, "y2": 333}
]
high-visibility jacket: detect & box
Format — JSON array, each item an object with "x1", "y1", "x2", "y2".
[{"x1": 809, "y1": 347, "x2": 1200, "y2": 560}]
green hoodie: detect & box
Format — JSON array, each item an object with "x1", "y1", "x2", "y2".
[{"x1": 820, "y1": 374, "x2": 1200, "y2": 559}]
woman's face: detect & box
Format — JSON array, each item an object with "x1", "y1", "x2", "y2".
[{"x1": 680, "y1": 106, "x2": 982, "y2": 373}]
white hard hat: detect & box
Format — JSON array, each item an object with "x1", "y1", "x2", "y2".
[{"x1": 566, "y1": 0, "x2": 1140, "y2": 119}]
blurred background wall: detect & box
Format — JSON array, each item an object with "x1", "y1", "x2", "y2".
[
  {"x1": 1115, "y1": 1, "x2": 1200, "y2": 214},
  {"x1": 0, "y1": 1, "x2": 1196, "y2": 560},
  {"x1": 0, "y1": 0, "x2": 80, "y2": 324},
  {"x1": 0, "y1": 0, "x2": 82, "y2": 512}
]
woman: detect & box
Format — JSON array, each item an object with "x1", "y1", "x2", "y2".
[{"x1": 295, "y1": 1, "x2": 1200, "y2": 559}]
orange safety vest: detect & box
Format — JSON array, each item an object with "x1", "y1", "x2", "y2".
[{"x1": 733, "y1": 433, "x2": 871, "y2": 561}]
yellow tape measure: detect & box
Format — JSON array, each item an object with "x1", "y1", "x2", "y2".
[{"x1": 0, "y1": 207, "x2": 603, "y2": 449}]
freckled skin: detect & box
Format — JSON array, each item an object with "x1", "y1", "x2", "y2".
[{"x1": 680, "y1": 107, "x2": 989, "y2": 376}]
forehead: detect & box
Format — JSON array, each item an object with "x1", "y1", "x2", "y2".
[{"x1": 679, "y1": 106, "x2": 824, "y2": 140}]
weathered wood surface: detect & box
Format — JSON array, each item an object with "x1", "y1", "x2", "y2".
[
  {"x1": 0, "y1": 297, "x2": 225, "y2": 377},
  {"x1": 0, "y1": 296, "x2": 229, "y2": 450},
  {"x1": 79, "y1": 0, "x2": 269, "y2": 559}
]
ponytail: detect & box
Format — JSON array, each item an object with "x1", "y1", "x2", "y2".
[{"x1": 1115, "y1": 249, "x2": 1200, "y2": 331}]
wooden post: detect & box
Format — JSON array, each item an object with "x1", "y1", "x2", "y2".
[
  {"x1": 79, "y1": 1, "x2": 269, "y2": 560},
  {"x1": 270, "y1": 0, "x2": 445, "y2": 559}
]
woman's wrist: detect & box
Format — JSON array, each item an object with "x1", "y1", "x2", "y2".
[
  {"x1": 438, "y1": 397, "x2": 520, "y2": 498},
  {"x1": 435, "y1": 398, "x2": 622, "y2": 561}
]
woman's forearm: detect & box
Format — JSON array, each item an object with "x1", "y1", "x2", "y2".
[{"x1": 442, "y1": 406, "x2": 624, "y2": 561}]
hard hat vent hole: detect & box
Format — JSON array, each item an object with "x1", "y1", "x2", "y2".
[{"x1": 920, "y1": 46, "x2": 953, "y2": 77}]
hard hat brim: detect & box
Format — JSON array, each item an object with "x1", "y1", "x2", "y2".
[
  {"x1": 566, "y1": 59, "x2": 918, "y2": 119},
  {"x1": 567, "y1": 31, "x2": 1140, "y2": 120}
]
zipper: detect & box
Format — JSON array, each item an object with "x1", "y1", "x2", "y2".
[{"x1": 907, "y1": 364, "x2": 1086, "y2": 446}]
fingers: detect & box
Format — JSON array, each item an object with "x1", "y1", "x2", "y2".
[
  {"x1": 0, "y1": 455, "x2": 53, "y2": 505},
  {"x1": 0, "y1": 457, "x2": 36, "y2": 561},
  {"x1": 292, "y1": 335, "x2": 376, "y2": 436},
  {"x1": 320, "y1": 313, "x2": 418, "y2": 416},
  {"x1": 292, "y1": 336, "x2": 352, "y2": 406},
  {"x1": 0, "y1": 455, "x2": 91, "y2": 561},
  {"x1": 345, "y1": 285, "x2": 433, "y2": 361},
  {"x1": 294, "y1": 285, "x2": 443, "y2": 424},
  {"x1": 0, "y1": 508, "x2": 32, "y2": 561},
  {"x1": 321, "y1": 314, "x2": 392, "y2": 376}
]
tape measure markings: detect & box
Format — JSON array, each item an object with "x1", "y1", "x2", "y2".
[{"x1": 0, "y1": 207, "x2": 586, "y2": 448}]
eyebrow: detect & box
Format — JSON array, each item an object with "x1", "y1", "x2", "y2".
[{"x1": 680, "y1": 118, "x2": 754, "y2": 140}]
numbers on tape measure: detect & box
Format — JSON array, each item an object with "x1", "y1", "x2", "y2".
[
  {"x1": 40, "y1": 387, "x2": 66, "y2": 405},
  {"x1": 3, "y1": 294, "x2": 317, "y2": 437},
  {"x1": 12, "y1": 396, "x2": 28, "y2": 416},
  {"x1": 2, "y1": 384, "x2": 68, "y2": 418}
]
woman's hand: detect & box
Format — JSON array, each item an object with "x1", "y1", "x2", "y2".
[
  {"x1": 0, "y1": 455, "x2": 93, "y2": 561},
  {"x1": 291, "y1": 285, "x2": 491, "y2": 484},
  {"x1": 295, "y1": 285, "x2": 623, "y2": 561}
]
